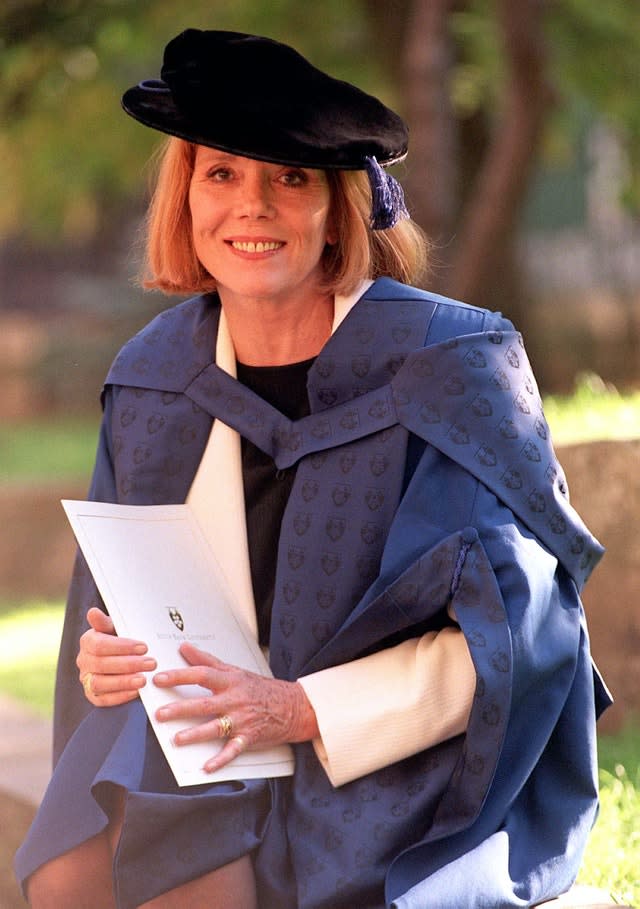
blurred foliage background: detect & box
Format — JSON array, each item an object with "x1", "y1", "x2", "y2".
[
  {"x1": 1, "y1": 0, "x2": 389, "y2": 244},
  {"x1": 1, "y1": 1, "x2": 639, "y2": 243},
  {"x1": 2, "y1": 0, "x2": 640, "y2": 405},
  {"x1": 1, "y1": 10, "x2": 639, "y2": 904}
]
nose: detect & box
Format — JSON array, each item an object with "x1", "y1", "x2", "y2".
[{"x1": 237, "y1": 169, "x2": 274, "y2": 219}]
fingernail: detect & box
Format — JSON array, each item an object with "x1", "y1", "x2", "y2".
[
  {"x1": 142, "y1": 658, "x2": 156, "y2": 669},
  {"x1": 154, "y1": 673, "x2": 169, "y2": 684},
  {"x1": 133, "y1": 644, "x2": 147, "y2": 655},
  {"x1": 132, "y1": 675, "x2": 146, "y2": 688}
]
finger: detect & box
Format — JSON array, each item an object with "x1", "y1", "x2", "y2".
[
  {"x1": 85, "y1": 688, "x2": 142, "y2": 708},
  {"x1": 171, "y1": 713, "x2": 234, "y2": 746},
  {"x1": 178, "y1": 642, "x2": 227, "y2": 669},
  {"x1": 153, "y1": 665, "x2": 224, "y2": 691},
  {"x1": 172, "y1": 717, "x2": 227, "y2": 745},
  {"x1": 84, "y1": 671, "x2": 148, "y2": 699},
  {"x1": 87, "y1": 607, "x2": 116, "y2": 635},
  {"x1": 81, "y1": 628, "x2": 151, "y2": 659},
  {"x1": 203, "y1": 734, "x2": 249, "y2": 774},
  {"x1": 156, "y1": 696, "x2": 221, "y2": 723},
  {"x1": 77, "y1": 641, "x2": 157, "y2": 685},
  {"x1": 86, "y1": 607, "x2": 149, "y2": 656},
  {"x1": 80, "y1": 654, "x2": 157, "y2": 678}
]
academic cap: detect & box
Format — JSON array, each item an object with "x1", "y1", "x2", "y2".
[{"x1": 122, "y1": 29, "x2": 410, "y2": 229}]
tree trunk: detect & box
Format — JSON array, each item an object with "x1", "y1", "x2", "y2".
[
  {"x1": 362, "y1": 0, "x2": 554, "y2": 317},
  {"x1": 448, "y1": 0, "x2": 554, "y2": 310},
  {"x1": 400, "y1": 0, "x2": 458, "y2": 251},
  {"x1": 361, "y1": 0, "x2": 411, "y2": 83}
]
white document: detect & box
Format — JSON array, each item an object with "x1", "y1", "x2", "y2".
[{"x1": 62, "y1": 499, "x2": 295, "y2": 787}]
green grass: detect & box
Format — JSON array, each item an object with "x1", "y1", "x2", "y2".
[
  {"x1": 0, "y1": 601, "x2": 63, "y2": 714},
  {"x1": 0, "y1": 418, "x2": 99, "y2": 482},
  {"x1": 543, "y1": 373, "x2": 640, "y2": 445},
  {"x1": 578, "y1": 725, "x2": 640, "y2": 906}
]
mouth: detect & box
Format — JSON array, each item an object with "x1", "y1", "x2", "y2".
[{"x1": 229, "y1": 240, "x2": 284, "y2": 253}]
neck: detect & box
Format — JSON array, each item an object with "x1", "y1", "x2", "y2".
[{"x1": 219, "y1": 291, "x2": 334, "y2": 366}]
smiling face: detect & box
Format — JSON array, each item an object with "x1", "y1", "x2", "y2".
[{"x1": 188, "y1": 147, "x2": 336, "y2": 311}]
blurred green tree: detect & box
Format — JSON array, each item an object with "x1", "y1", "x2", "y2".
[
  {"x1": 363, "y1": 0, "x2": 640, "y2": 311},
  {"x1": 0, "y1": 0, "x2": 379, "y2": 243},
  {"x1": 2, "y1": 0, "x2": 639, "y2": 312}
]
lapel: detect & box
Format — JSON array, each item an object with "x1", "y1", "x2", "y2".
[
  {"x1": 186, "y1": 310, "x2": 257, "y2": 637},
  {"x1": 182, "y1": 279, "x2": 438, "y2": 467},
  {"x1": 181, "y1": 281, "x2": 439, "y2": 643},
  {"x1": 182, "y1": 280, "x2": 440, "y2": 674}
]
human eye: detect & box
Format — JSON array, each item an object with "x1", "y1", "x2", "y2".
[
  {"x1": 278, "y1": 168, "x2": 308, "y2": 187},
  {"x1": 206, "y1": 165, "x2": 234, "y2": 182}
]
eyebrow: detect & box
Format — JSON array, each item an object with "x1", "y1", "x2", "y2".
[{"x1": 195, "y1": 149, "x2": 239, "y2": 164}]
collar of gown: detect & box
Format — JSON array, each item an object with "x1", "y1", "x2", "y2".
[{"x1": 186, "y1": 280, "x2": 374, "y2": 639}]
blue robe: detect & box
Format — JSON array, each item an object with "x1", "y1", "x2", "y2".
[{"x1": 18, "y1": 278, "x2": 611, "y2": 908}]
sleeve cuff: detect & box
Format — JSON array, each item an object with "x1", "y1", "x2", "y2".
[{"x1": 298, "y1": 628, "x2": 476, "y2": 787}]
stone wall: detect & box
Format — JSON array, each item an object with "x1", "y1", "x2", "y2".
[{"x1": 559, "y1": 439, "x2": 640, "y2": 733}]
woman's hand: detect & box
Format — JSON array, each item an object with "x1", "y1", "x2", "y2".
[
  {"x1": 77, "y1": 606, "x2": 157, "y2": 706},
  {"x1": 153, "y1": 642, "x2": 319, "y2": 773}
]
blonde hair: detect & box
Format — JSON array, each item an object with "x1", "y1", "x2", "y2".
[{"x1": 142, "y1": 137, "x2": 429, "y2": 297}]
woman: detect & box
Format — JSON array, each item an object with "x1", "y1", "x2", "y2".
[{"x1": 16, "y1": 29, "x2": 610, "y2": 909}]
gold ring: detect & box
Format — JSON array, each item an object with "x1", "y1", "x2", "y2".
[
  {"x1": 81, "y1": 672, "x2": 94, "y2": 698},
  {"x1": 219, "y1": 714, "x2": 233, "y2": 738}
]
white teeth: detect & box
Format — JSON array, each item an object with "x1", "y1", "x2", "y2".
[{"x1": 231, "y1": 240, "x2": 282, "y2": 253}]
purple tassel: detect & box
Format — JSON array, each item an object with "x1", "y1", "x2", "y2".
[{"x1": 365, "y1": 156, "x2": 410, "y2": 230}]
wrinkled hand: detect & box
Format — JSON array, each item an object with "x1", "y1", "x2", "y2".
[
  {"x1": 153, "y1": 642, "x2": 319, "y2": 773},
  {"x1": 77, "y1": 606, "x2": 157, "y2": 706}
]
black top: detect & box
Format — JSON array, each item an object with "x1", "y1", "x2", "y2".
[{"x1": 236, "y1": 357, "x2": 314, "y2": 646}]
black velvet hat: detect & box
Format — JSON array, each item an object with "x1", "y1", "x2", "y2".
[{"x1": 122, "y1": 29, "x2": 410, "y2": 228}]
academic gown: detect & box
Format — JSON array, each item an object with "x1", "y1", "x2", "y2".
[{"x1": 18, "y1": 277, "x2": 611, "y2": 909}]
